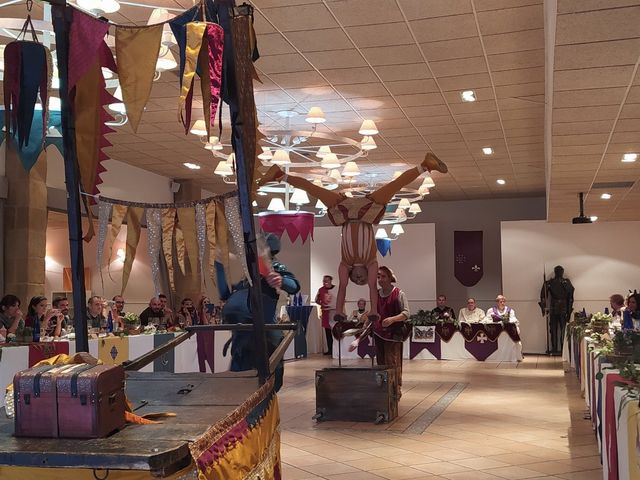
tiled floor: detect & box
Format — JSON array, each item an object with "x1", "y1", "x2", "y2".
[{"x1": 277, "y1": 355, "x2": 601, "y2": 480}]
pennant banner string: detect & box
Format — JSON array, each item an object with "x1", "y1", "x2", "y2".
[{"x1": 82, "y1": 191, "x2": 237, "y2": 209}]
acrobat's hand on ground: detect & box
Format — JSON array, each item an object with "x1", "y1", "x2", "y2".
[
  {"x1": 422, "y1": 152, "x2": 448, "y2": 174},
  {"x1": 348, "y1": 338, "x2": 359, "y2": 352}
]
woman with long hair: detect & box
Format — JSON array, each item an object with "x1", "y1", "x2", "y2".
[
  {"x1": 0, "y1": 294, "x2": 23, "y2": 334},
  {"x1": 25, "y1": 296, "x2": 64, "y2": 338}
]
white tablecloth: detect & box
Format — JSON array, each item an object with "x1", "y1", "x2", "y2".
[
  {"x1": 0, "y1": 332, "x2": 231, "y2": 407},
  {"x1": 333, "y1": 330, "x2": 523, "y2": 362}
]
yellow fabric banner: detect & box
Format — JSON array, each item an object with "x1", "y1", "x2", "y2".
[
  {"x1": 175, "y1": 222, "x2": 186, "y2": 275},
  {"x1": 115, "y1": 25, "x2": 163, "y2": 133},
  {"x1": 205, "y1": 201, "x2": 217, "y2": 284},
  {"x1": 177, "y1": 207, "x2": 199, "y2": 277},
  {"x1": 178, "y1": 22, "x2": 206, "y2": 127},
  {"x1": 98, "y1": 336, "x2": 130, "y2": 366},
  {"x1": 107, "y1": 204, "x2": 128, "y2": 265},
  {"x1": 122, "y1": 206, "x2": 143, "y2": 293},
  {"x1": 161, "y1": 208, "x2": 177, "y2": 291}
]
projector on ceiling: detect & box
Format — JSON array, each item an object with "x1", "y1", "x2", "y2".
[{"x1": 572, "y1": 215, "x2": 592, "y2": 224}]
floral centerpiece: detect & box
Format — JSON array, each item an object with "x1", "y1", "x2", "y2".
[
  {"x1": 589, "y1": 311, "x2": 613, "y2": 334},
  {"x1": 613, "y1": 330, "x2": 640, "y2": 361},
  {"x1": 409, "y1": 309, "x2": 436, "y2": 326},
  {"x1": 123, "y1": 312, "x2": 141, "y2": 335}
]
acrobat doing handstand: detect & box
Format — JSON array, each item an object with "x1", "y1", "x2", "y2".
[{"x1": 258, "y1": 153, "x2": 448, "y2": 324}]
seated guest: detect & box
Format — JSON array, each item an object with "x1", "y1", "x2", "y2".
[
  {"x1": 351, "y1": 298, "x2": 369, "y2": 324},
  {"x1": 87, "y1": 296, "x2": 106, "y2": 330},
  {"x1": 176, "y1": 298, "x2": 199, "y2": 327},
  {"x1": 487, "y1": 295, "x2": 518, "y2": 324},
  {"x1": 198, "y1": 296, "x2": 216, "y2": 325},
  {"x1": 626, "y1": 292, "x2": 640, "y2": 330},
  {"x1": 0, "y1": 294, "x2": 23, "y2": 334},
  {"x1": 610, "y1": 294, "x2": 625, "y2": 326},
  {"x1": 158, "y1": 293, "x2": 174, "y2": 325},
  {"x1": 52, "y1": 297, "x2": 71, "y2": 332},
  {"x1": 458, "y1": 298, "x2": 486, "y2": 323},
  {"x1": 112, "y1": 295, "x2": 126, "y2": 316},
  {"x1": 26, "y1": 296, "x2": 64, "y2": 337},
  {"x1": 140, "y1": 297, "x2": 167, "y2": 327},
  {"x1": 432, "y1": 294, "x2": 456, "y2": 320}
]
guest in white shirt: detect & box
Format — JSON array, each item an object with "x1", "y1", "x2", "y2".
[
  {"x1": 458, "y1": 298, "x2": 486, "y2": 323},
  {"x1": 487, "y1": 295, "x2": 518, "y2": 324}
]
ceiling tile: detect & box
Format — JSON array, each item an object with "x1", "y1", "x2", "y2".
[
  {"x1": 482, "y1": 29, "x2": 544, "y2": 55},
  {"x1": 334, "y1": 82, "x2": 389, "y2": 98},
  {"x1": 437, "y1": 72, "x2": 493, "y2": 91},
  {"x1": 361, "y1": 45, "x2": 423, "y2": 66},
  {"x1": 256, "y1": 33, "x2": 296, "y2": 55},
  {"x1": 375, "y1": 63, "x2": 433, "y2": 81},
  {"x1": 492, "y1": 67, "x2": 544, "y2": 86},
  {"x1": 386, "y1": 79, "x2": 439, "y2": 95},
  {"x1": 321, "y1": 66, "x2": 378, "y2": 84},
  {"x1": 553, "y1": 88, "x2": 627, "y2": 108},
  {"x1": 395, "y1": 93, "x2": 446, "y2": 107},
  {"x1": 305, "y1": 49, "x2": 368, "y2": 69},
  {"x1": 430, "y1": 57, "x2": 488, "y2": 77},
  {"x1": 347, "y1": 23, "x2": 414, "y2": 48},
  {"x1": 419, "y1": 37, "x2": 484, "y2": 62},
  {"x1": 409, "y1": 15, "x2": 478, "y2": 43},
  {"x1": 268, "y1": 70, "x2": 327, "y2": 88},
  {"x1": 476, "y1": 4, "x2": 543, "y2": 36},
  {"x1": 256, "y1": 53, "x2": 312, "y2": 74},
  {"x1": 398, "y1": 0, "x2": 473, "y2": 20},
  {"x1": 261, "y1": 4, "x2": 337, "y2": 32},
  {"x1": 556, "y1": 6, "x2": 640, "y2": 44},
  {"x1": 555, "y1": 39, "x2": 640, "y2": 71},
  {"x1": 488, "y1": 49, "x2": 545, "y2": 71},
  {"x1": 325, "y1": 0, "x2": 403, "y2": 26},
  {"x1": 284, "y1": 28, "x2": 353, "y2": 52},
  {"x1": 554, "y1": 66, "x2": 635, "y2": 91}
]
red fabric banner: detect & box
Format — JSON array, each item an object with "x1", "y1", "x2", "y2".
[{"x1": 259, "y1": 212, "x2": 314, "y2": 244}]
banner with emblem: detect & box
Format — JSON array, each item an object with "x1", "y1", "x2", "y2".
[
  {"x1": 454, "y1": 230, "x2": 483, "y2": 287},
  {"x1": 97, "y1": 336, "x2": 130, "y2": 365},
  {"x1": 412, "y1": 325, "x2": 435, "y2": 343}
]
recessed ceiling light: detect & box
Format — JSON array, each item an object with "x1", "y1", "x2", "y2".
[
  {"x1": 183, "y1": 162, "x2": 201, "y2": 170},
  {"x1": 622, "y1": 153, "x2": 638, "y2": 162},
  {"x1": 496, "y1": 179, "x2": 506, "y2": 185},
  {"x1": 590, "y1": 216, "x2": 598, "y2": 222},
  {"x1": 482, "y1": 147, "x2": 493, "y2": 155},
  {"x1": 601, "y1": 193, "x2": 611, "y2": 200},
  {"x1": 461, "y1": 90, "x2": 476, "y2": 102}
]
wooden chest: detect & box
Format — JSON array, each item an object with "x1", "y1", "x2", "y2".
[{"x1": 314, "y1": 367, "x2": 399, "y2": 424}]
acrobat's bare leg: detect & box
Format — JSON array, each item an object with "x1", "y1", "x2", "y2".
[
  {"x1": 368, "y1": 153, "x2": 448, "y2": 205},
  {"x1": 335, "y1": 261, "x2": 349, "y2": 320},
  {"x1": 257, "y1": 165, "x2": 342, "y2": 208}
]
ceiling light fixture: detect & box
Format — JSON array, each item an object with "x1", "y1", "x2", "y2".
[
  {"x1": 76, "y1": 0, "x2": 120, "y2": 15},
  {"x1": 183, "y1": 162, "x2": 201, "y2": 170},
  {"x1": 375, "y1": 228, "x2": 388, "y2": 239},
  {"x1": 271, "y1": 149, "x2": 291, "y2": 166},
  {"x1": 601, "y1": 193, "x2": 611, "y2": 200},
  {"x1": 391, "y1": 224, "x2": 404, "y2": 236},
  {"x1": 289, "y1": 188, "x2": 310, "y2": 206},
  {"x1": 360, "y1": 136, "x2": 377, "y2": 151},
  {"x1": 461, "y1": 90, "x2": 476, "y2": 102},
  {"x1": 397, "y1": 198, "x2": 411, "y2": 210},
  {"x1": 590, "y1": 216, "x2": 598, "y2": 222},
  {"x1": 408, "y1": 203, "x2": 422, "y2": 214},
  {"x1": 189, "y1": 119, "x2": 208, "y2": 136},
  {"x1": 572, "y1": 192, "x2": 592, "y2": 224},
  {"x1": 214, "y1": 160, "x2": 233, "y2": 177},
  {"x1": 204, "y1": 136, "x2": 224, "y2": 151},
  {"x1": 315, "y1": 145, "x2": 332, "y2": 159},
  {"x1": 622, "y1": 153, "x2": 638, "y2": 162},
  {"x1": 320, "y1": 153, "x2": 340, "y2": 169},
  {"x1": 358, "y1": 119, "x2": 379, "y2": 135},
  {"x1": 342, "y1": 161, "x2": 360, "y2": 177},
  {"x1": 482, "y1": 147, "x2": 494, "y2": 155},
  {"x1": 496, "y1": 179, "x2": 506, "y2": 185},
  {"x1": 258, "y1": 147, "x2": 273, "y2": 161},
  {"x1": 305, "y1": 106, "x2": 326, "y2": 124},
  {"x1": 421, "y1": 175, "x2": 435, "y2": 188},
  {"x1": 267, "y1": 198, "x2": 286, "y2": 212}
]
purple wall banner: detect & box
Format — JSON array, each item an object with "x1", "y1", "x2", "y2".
[{"x1": 454, "y1": 230, "x2": 483, "y2": 286}]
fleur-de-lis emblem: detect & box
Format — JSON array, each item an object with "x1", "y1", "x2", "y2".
[
  {"x1": 110, "y1": 345, "x2": 119, "y2": 361},
  {"x1": 472, "y1": 264, "x2": 480, "y2": 272}
]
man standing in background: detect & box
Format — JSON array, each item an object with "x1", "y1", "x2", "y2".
[{"x1": 315, "y1": 275, "x2": 337, "y2": 355}]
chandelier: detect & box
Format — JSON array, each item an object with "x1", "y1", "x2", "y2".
[{"x1": 190, "y1": 107, "x2": 435, "y2": 226}]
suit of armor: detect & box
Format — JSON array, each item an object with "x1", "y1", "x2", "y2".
[{"x1": 540, "y1": 266, "x2": 574, "y2": 353}]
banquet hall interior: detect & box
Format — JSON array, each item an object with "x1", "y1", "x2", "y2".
[{"x1": 0, "y1": 0, "x2": 639, "y2": 479}]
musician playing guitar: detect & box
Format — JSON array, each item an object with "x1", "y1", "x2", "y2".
[{"x1": 351, "y1": 266, "x2": 411, "y2": 398}]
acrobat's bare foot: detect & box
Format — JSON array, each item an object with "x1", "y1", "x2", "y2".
[
  {"x1": 422, "y1": 152, "x2": 448, "y2": 174},
  {"x1": 257, "y1": 165, "x2": 284, "y2": 187},
  {"x1": 348, "y1": 339, "x2": 359, "y2": 352}
]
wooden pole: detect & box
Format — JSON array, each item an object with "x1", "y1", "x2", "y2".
[{"x1": 51, "y1": 2, "x2": 89, "y2": 353}]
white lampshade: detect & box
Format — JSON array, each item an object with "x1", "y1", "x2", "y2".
[
  {"x1": 204, "y1": 136, "x2": 220, "y2": 150},
  {"x1": 398, "y1": 198, "x2": 411, "y2": 209},
  {"x1": 408, "y1": 203, "x2": 422, "y2": 214},
  {"x1": 421, "y1": 175, "x2": 435, "y2": 188},
  {"x1": 360, "y1": 135, "x2": 377, "y2": 150},
  {"x1": 342, "y1": 161, "x2": 360, "y2": 177},
  {"x1": 214, "y1": 160, "x2": 233, "y2": 176},
  {"x1": 252, "y1": 200, "x2": 258, "y2": 207},
  {"x1": 359, "y1": 119, "x2": 378, "y2": 135},
  {"x1": 396, "y1": 208, "x2": 407, "y2": 219},
  {"x1": 391, "y1": 224, "x2": 404, "y2": 235},
  {"x1": 108, "y1": 86, "x2": 126, "y2": 114},
  {"x1": 156, "y1": 48, "x2": 178, "y2": 72},
  {"x1": 313, "y1": 179, "x2": 323, "y2": 187},
  {"x1": 77, "y1": 0, "x2": 120, "y2": 15},
  {"x1": 271, "y1": 149, "x2": 291, "y2": 166},
  {"x1": 147, "y1": 8, "x2": 177, "y2": 47},
  {"x1": 329, "y1": 169, "x2": 342, "y2": 181},
  {"x1": 344, "y1": 191, "x2": 353, "y2": 198},
  {"x1": 305, "y1": 106, "x2": 326, "y2": 124},
  {"x1": 321, "y1": 153, "x2": 340, "y2": 169},
  {"x1": 290, "y1": 188, "x2": 310, "y2": 205},
  {"x1": 267, "y1": 198, "x2": 286, "y2": 212},
  {"x1": 0, "y1": 45, "x2": 5, "y2": 72},
  {"x1": 315, "y1": 199, "x2": 327, "y2": 210},
  {"x1": 392, "y1": 171, "x2": 402, "y2": 180},
  {"x1": 375, "y1": 228, "x2": 388, "y2": 239},
  {"x1": 258, "y1": 147, "x2": 273, "y2": 160},
  {"x1": 227, "y1": 152, "x2": 235, "y2": 165},
  {"x1": 211, "y1": 138, "x2": 224, "y2": 151},
  {"x1": 316, "y1": 145, "x2": 332, "y2": 158},
  {"x1": 418, "y1": 185, "x2": 430, "y2": 195},
  {"x1": 190, "y1": 119, "x2": 207, "y2": 136}
]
